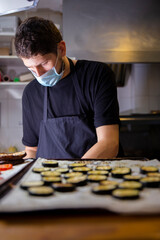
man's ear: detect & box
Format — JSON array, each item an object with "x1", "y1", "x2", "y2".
[{"x1": 58, "y1": 40, "x2": 66, "y2": 57}]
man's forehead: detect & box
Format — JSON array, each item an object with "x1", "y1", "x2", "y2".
[{"x1": 21, "y1": 53, "x2": 55, "y2": 67}]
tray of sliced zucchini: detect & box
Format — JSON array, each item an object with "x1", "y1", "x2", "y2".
[{"x1": 0, "y1": 158, "x2": 159, "y2": 214}]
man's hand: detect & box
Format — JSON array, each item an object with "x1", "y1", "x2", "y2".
[{"x1": 24, "y1": 146, "x2": 37, "y2": 159}]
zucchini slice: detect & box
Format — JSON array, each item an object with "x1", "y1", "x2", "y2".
[
  {"x1": 68, "y1": 163, "x2": 86, "y2": 168},
  {"x1": 123, "y1": 175, "x2": 142, "y2": 181},
  {"x1": 52, "y1": 183, "x2": 75, "y2": 192},
  {"x1": 28, "y1": 186, "x2": 54, "y2": 196},
  {"x1": 140, "y1": 177, "x2": 160, "y2": 188},
  {"x1": 42, "y1": 160, "x2": 58, "y2": 168},
  {"x1": 72, "y1": 167, "x2": 92, "y2": 174},
  {"x1": 88, "y1": 170, "x2": 109, "y2": 176},
  {"x1": 95, "y1": 166, "x2": 112, "y2": 172},
  {"x1": 42, "y1": 176, "x2": 61, "y2": 184},
  {"x1": 112, "y1": 189, "x2": 140, "y2": 200},
  {"x1": 20, "y1": 181, "x2": 44, "y2": 190},
  {"x1": 66, "y1": 176, "x2": 87, "y2": 186},
  {"x1": 87, "y1": 174, "x2": 107, "y2": 182},
  {"x1": 111, "y1": 167, "x2": 131, "y2": 178},
  {"x1": 64, "y1": 172, "x2": 83, "y2": 179},
  {"x1": 41, "y1": 171, "x2": 61, "y2": 177},
  {"x1": 140, "y1": 166, "x2": 158, "y2": 174},
  {"x1": 92, "y1": 184, "x2": 117, "y2": 195},
  {"x1": 118, "y1": 181, "x2": 143, "y2": 190}
]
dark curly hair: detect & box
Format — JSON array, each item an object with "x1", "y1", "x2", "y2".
[{"x1": 15, "y1": 16, "x2": 62, "y2": 58}]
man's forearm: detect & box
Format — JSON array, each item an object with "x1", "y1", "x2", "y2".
[{"x1": 81, "y1": 140, "x2": 119, "y2": 159}]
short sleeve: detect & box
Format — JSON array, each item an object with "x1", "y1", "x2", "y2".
[
  {"x1": 93, "y1": 64, "x2": 119, "y2": 128},
  {"x1": 22, "y1": 84, "x2": 39, "y2": 147}
]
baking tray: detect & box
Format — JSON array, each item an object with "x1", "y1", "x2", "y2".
[
  {"x1": 0, "y1": 158, "x2": 159, "y2": 215},
  {"x1": 0, "y1": 159, "x2": 35, "y2": 198}
]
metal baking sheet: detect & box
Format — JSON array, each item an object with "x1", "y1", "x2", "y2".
[{"x1": 0, "y1": 158, "x2": 159, "y2": 214}]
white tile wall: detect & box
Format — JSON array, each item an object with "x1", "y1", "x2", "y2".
[
  {"x1": 117, "y1": 70, "x2": 133, "y2": 115},
  {"x1": 0, "y1": 100, "x2": 8, "y2": 128},
  {"x1": 8, "y1": 99, "x2": 22, "y2": 127},
  {"x1": 133, "y1": 64, "x2": 149, "y2": 97},
  {"x1": 149, "y1": 97, "x2": 159, "y2": 111},
  {"x1": 158, "y1": 96, "x2": 160, "y2": 109},
  {"x1": 117, "y1": 97, "x2": 133, "y2": 115},
  {"x1": 0, "y1": 127, "x2": 24, "y2": 153},
  {"x1": 0, "y1": 86, "x2": 25, "y2": 152},
  {"x1": 118, "y1": 63, "x2": 160, "y2": 115},
  {"x1": 133, "y1": 96, "x2": 150, "y2": 113},
  {"x1": 148, "y1": 64, "x2": 160, "y2": 96}
]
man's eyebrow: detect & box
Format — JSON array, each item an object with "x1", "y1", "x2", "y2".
[{"x1": 26, "y1": 60, "x2": 47, "y2": 68}]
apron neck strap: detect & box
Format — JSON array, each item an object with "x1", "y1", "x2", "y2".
[
  {"x1": 43, "y1": 58, "x2": 89, "y2": 123},
  {"x1": 43, "y1": 87, "x2": 48, "y2": 123}
]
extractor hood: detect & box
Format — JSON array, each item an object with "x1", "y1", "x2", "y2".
[
  {"x1": 0, "y1": 0, "x2": 39, "y2": 16},
  {"x1": 63, "y1": 0, "x2": 160, "y2": 63}
]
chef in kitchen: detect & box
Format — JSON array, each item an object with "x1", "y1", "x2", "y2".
[{"x1": 15, "y1": 16, "x2": 122, "y2": 159}]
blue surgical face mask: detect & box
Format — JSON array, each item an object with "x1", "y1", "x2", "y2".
[{"x1": 29, "y1": 55, "x2": 64, "y2": 87}]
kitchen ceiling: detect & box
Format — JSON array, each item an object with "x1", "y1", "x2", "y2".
[{"x1": 63, "y1": 0, "x2": 160, "y2": 63}]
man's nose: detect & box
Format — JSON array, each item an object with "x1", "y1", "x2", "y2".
[{"x1": 34, "y1": 67, "x2": 46, "y2": 77}]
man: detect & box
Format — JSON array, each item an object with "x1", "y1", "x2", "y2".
[{"x1": 15, "y1": 16, "x2": 121, "y2": 159}]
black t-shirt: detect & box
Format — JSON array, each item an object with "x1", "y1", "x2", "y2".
[{"x1": 22, "y1": 59, "x2": 119, "y2": 147}]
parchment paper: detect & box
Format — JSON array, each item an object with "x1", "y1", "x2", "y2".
[{"x1": 0, "y1": 158, "x2": 159, "y2": 214}]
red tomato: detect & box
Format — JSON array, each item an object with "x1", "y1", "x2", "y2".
[{"x1": 0, "y1": 164, "x2": 13, "y2": 171}]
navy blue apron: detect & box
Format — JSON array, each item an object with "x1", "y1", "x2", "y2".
[{"x1": 36, "y1": 59, "x2": 97, "y2": 159}]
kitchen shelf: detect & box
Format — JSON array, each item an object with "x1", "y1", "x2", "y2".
[
  {"x1": 0, "y1": 33, "x2": 15, "y2": 37},
  {"x1": 0, "y1": 82, "x2": 28, "y2": 86},
  {"x1": 0, "y1": 55, "x2": 23, "y2": 66},
  {"x1": 0, "y1": 55, "x2": 18, "y2": 58},
  {"x1": 0, "y1": 55, "x2": 30, "y2": 86}
]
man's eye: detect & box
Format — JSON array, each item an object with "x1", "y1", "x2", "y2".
[{"x1": 42, "y1": 62, "x2": 48, "y2": 66}]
